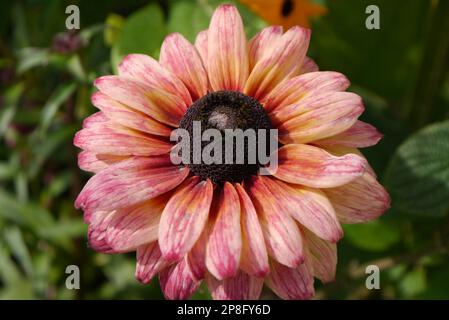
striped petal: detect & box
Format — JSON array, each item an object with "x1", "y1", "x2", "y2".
[
  {"x1": 244, "y1": 26, "x2": 311, "y2": 100},
  {"x1": 276, "y1": 92, "x2": 364, "y2": 144},
  {"x1": 263, "y1": 177, "x2": 343, "y2": 242},
  {"x1": 105, "y1": 195, "x2": 169, "y2": 252},
  {"x1": 75, "y1": 156, "x2": 189, "y2": 211},
  {"x1": 266, "y1": 259, "x2": 314, "y2": 300},
  {"x1": 247, "y1": 176, "x2": 304, "y2": 268},
  {"x1": 160, "y1": 33, "x2": 208, "y2": 101},
  {"x1": 235, "y1": 184, "x2": 269, "y2": 277},
  {"x1": 187, "y1": 222, "x2": 211, "y2": 280},
  {"x1": 159, "y1": 177, "x2": 214, "y2": 263},
  {"x1": 74, "y1": 119, "x2": 172, "y2": 156},
  {"x1": 300, "y1": 57, "x2": 319, "y2": 74},
  {"x1": 262, "y1": 71, "x2": 350, "y2": 112},
  {"x1": 87, "y1": 210, "x2": 116, "y2": 253},
  {"x1": 303, "y1": 228, "x2": 337, "y2": 283},
  {"x1": 325, "y1": 172, "x2": 390, "y2": 224},
  {"x1": 118, "y1": 53, "x2": 192, "y2": 106},
  {"x1": 314, "y1": 120, "x2": 383, "y2": 148},
  {"x1": 194, "y1": 29, "x2": 209, "y2": 69},
  {"x1": 248, "y1": 25, "x2": 283, "y2": 70},
  {"x1": 94, "y1": 75, "x2": 186, "y2": 127},
  {"x1": 78, "y1": 151, "x2": 128, "y2": 173},
  {"x1": 208, "y1": 4, "x2": 249, "y2": 91},
  {"x1": 269, "y1": 144, "x2": 367, "y2": 188},
  {"x1": 206, "y1": 182, "x2": 242, "y2": 280},
  {"x1": 135, "y1": 242, "x2": 168, "y2": 284},
  {"x1": 206, "y1": 271, "x2": 264, "y2": 300},
  {"x1": 91, "y1": 92, "x2": 171, "y2": 136},
  {"x1": 159, "y1": 257, "x2": 201, "y2": 300}
]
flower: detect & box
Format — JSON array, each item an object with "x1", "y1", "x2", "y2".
[
  {"x1": 239, "y1": 0, "x2": 327, "y2": 29},
  {"x1": 74, "y1": 4, "x2": 390, "y2": 300}
]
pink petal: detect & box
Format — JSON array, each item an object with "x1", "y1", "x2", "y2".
[
  {"x1": 118, "y1": 53, "x2": 192, "y2": 106},
  {"x1": 324, "y1": 172, "x2": 390, "y2": 224},
  {"x1": 91, "y1": 92, "x2": 171, "y2": 137},
  {"x1": 207, "y1": 4, "x2": 249, "y2": 91},
  {"x1": 269, "y1": 144, "x2": 367, "y2": 188},
  {"x1": 263, "y1": 177, "x2": 343, "y2": 242},
  {"x1": 194, "y1": 29, "x2": 208, "y2": 69},
  {"x1": 247, "y1": 176, "x2": 304, "y2": 268},
  {"x1": 303, "y1": 228, "x2": 337, "y2": 283},
  {"x1": 206, "y1": 271, "x2": 264, "y2": 300},
  {"x1": 159, "y1": 177, "x2": 214, "y2": 263},
  {"x1": 266, "y1": 259, "x2": 314, "y2": 300},
  {"x1": 206, "y1": 182, "x2": 242, "y2": 280},
  {"x1": 300, "y1": 57, "x2": 319, "y2": 74},
  {"x1": 262, "y1": 71, "x2": 350, "y2": 112},
  {"x1": 187, "y1": 221, "x2": 211, "y2": 280},
  {"x1": 78, "y1": 151, "x2": 128, "y2": 173},
  {"x1": 94, "y1": 75, "x2": 186, "y2": 127},
  {"x1": 136, "y1": 242, "x2": 168, "y2": 284},
  {"x1": 314, "y1": 120, "x2": 383, "y2": 148},
  {"x1": 160, "y1": 33, "x2": 208, "y2": 101},
  {"x1": 87, "y1": 210, "x2": 116, "y2": 253},
  {"x1": 244, "y1": 26, "x2": 311, "y2": 100},
  {"x1": 105, "y1": 194, "x2": 170, "y2": 252},
  {"x1": 159, "y1": 257, "x2": 201, "y2": 300},
  {"x1": 235, "y1": 184, "x2": 269, "y2": 277},
  {"x1": 74, "y1": 121, "x2": 172, "y2": 156},
  {"x1": 75, "y1": 156, "x2": 189, "y2": 211},
  {"x1": 275, "y1": 92, "x2": 364, "y2": 144},
  {"x1": 248, "y1": 25, "x2": 283, "y2": 70}
]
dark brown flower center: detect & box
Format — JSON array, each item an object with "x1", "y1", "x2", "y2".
[{"x1": 178, "y1": 91, "x2": 272, "y2": 184}]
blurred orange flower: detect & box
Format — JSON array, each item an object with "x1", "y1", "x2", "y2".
[{"x1": 239, "y1": 0, "x2": 327, "y2": 28}]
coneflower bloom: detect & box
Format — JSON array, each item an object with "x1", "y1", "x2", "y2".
[{"x1": 74, "y1": 4, "x2": 390, "y2": 300}]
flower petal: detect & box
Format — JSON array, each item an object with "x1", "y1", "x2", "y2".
[
  {"x1": 262, "y1": 71, "x2": 350, "y2": 112},
  {"x1": 247, "y1": 176, "x2": 304, "y2": 268},
  {"x1": 266, "y1": 259, "x2": 314, "y2": 300},
  {"x1": 187, "y1": 221, "x2": 211, "y2": 280},
  {"x1": 159, "y1": 257, "x2": 201, "y2": 300},
  {"x1": 244, "y1": 26, "x2": 311, "y2": 100},
  {"x1": 324, "y1": 172, "x2": 390, "y2": 224},
  {"x1": 303, "y1": 228, "x2": 337, "y2": 283},
  {"x1": 78, "y1": 151, "x2": 128, "y2": 173},
  {"x1": 275, "y1": 92, "x2": 364, "y2": 144},
  {"x1": 235, "y1": 184, "x2": 269, "y2": 277},
  {"x1": 87, "y1": 210, "x2": 116, "y2": 253},
  {"x1": 91, "y1": 92, "x2": 171, "y2": 136},
  {"x1": 206, "y1": 182, "x2": 242, "y2": 280},
  {"x1": 300, "y1": 57, "x2": 319, "y2": 74},
  {"x1": 206, "y1": 271, "x2": 264, "y2": 300},
  {"x1": 269, "y1": 144, "x2": 367, "y2": 188},
  {"x1": 118, "y1": 53, "x2": 192, "y2": 106},
  {"x1": 248, "y1": 25, "x2": 283, "y2": 70},
  {"x1": 208, "y1": 4, "x2": 249, "y2": 91},
  {"x1": 94, "y1": 75, "x2": 186, "y2": 127},
  {"x1": 159, "y1": 177, "x2": 214, "y2": 263},
  {"x1": 136, "y1": 242, "x2": 168, "y2": 284},
  {"x1": 160, "y1": 33, "x2": 208, "y2": 101},
  {"x1": 194, "y1": 29, "x2": 209, "y2": 69},
  {"x1": 75, "y1": 156, "x2": 189, "y2": 211},
  {"x1": 105, "y1": 194, "x2": 170, "y2": 252},
  {"x1": 313, "y1": 120, "x2": 383, "y2": 148},
  {"x1": 74, "y1": 120, "x2": 172, "y2": 156},
  {"x1": 263, "y1": 177, "x2": 343, "y2": 242}
]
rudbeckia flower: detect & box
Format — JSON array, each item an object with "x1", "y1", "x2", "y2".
[{"x1": 74, "y1": 4, "x2": 390, "y2": 300}]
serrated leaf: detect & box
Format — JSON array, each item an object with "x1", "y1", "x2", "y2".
[{"x1": 385, "y1": 121, "x2": 449, "y2": 217}]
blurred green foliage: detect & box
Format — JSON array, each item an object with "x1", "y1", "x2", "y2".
[{"x1": 0, "y1": 0, "x2": 448, "y2": 300}]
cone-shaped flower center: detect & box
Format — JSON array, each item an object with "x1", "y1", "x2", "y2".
[{"x1": 179, "y1": 91, "x2": 272, "y2": 184}]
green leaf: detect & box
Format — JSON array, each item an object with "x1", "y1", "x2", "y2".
[
  {"x1": 40, "y1": 83, "x2": 77, "y2": 134},
  {"x1": 113, "y1": 4, "x2": 166, "y2": 61},
  {"x1": 0, "y1": 83, "x2": 24, "y2": 137},
  {"x1": 344, "y1": 220, "x2": 400, "y2": 252},
  {"x1": 4, "y1": 227, "x2": 34, "y2": 278},
  {"x1": 399, "y1": 267, "x2": 427, "y2": 298},
  {"x1": 385, "y1": 121, "x2": 449, "y2": 217},
  {"x1": 167, "y1": 1, "x2": 210, "y2": 42}
]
